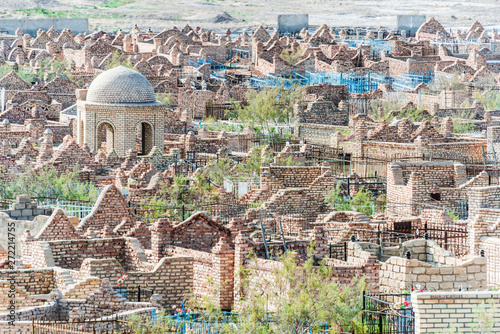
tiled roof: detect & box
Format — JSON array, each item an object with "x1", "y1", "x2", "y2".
[{"x1": 86, "y1": 66, "x2": 156, "y2": 105}]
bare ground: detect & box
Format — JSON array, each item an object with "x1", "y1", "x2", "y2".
[{"x1": 1, "y1": 0, "x2": 499, "y2": 33}]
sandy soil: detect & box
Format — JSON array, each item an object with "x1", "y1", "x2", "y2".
[{"x1": 1, "y1": 0, "x2": 499, "y2": 33}]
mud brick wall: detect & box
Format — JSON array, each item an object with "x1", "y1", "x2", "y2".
[
  {"x1": 127, "y1": 256, "x2": 193, "y2": 309},
  {"x1": 0, "y1": 303, "x2": 58, "y2": 324},
  {"x1": 467, "y1": 186, "x2": 500, "y2": 223},
  {"x1": 63, "y1": 277, "x2": 100, "y2": 300},
  {"x1": 0, "y1": 268, "x2": 54, "y2": 295},
  {"x1": 487, "y1": 126, "x2": 500, "y2": 160},
  {"x1": 264, "y1": 166, "x2": 324, "y2": 189},
  {"x1": 357, "y1": 141, "x2": 420, "y2": 160},
  {"x1": 124, "y1": 222, "x2": 152, "y2": 250},
  {"x1": 77, "y1": 256, "x2": 193, "y2": 309},
  {"x1": 159, "y1": 213, "x2": 233, "y2": 253},
  {"x1": 295, "y1": 100, "x2": 349, "y2": 125},
  {"x1": 78, "y1": 258, "x2": 126, "y2": 283},
  {"x1": 177, "y1": 90, "x2": 217, "y2": 119},
  {"x1": 0, "y1": 130, "x2": 29, "y2": 145},
  {"x1": 304, "y1": 84, "x2": 349, "y2": 106},
  {"x1": 165, "y1": 246, "x2": 213, "y2": 305},
  {"x1": 276, "y1": 214, "x2": 311, "y2": 234},
  {"x1": 34, "y1": 209, "x2": 80, "y2": 241},
  {"x1": 239, "y1": 258, "x2": 284, "y2": 311},
  {"x1": 261, "y1": 188, "x2": 327, "y2": 222},
  {"x1": 423, "y1": 141, "x2": 485, "y2": 162},
  {"x1": 412, "y1": 291, "x2": 500, "y2": 334},
  {"x1": 0, "y1": 281, "x2": 43, "y2": 312},
  {"x1": 44, "y1": 238, "x2": 128, "y2": 270},
  {"x1": 78, "y1": 185, "x2": 133, "y2": 232},
  {"x1": 318, "y1": 211, "x2": 374, "y2": 244},
  {"x1": 295, "y1": 123, "x2": 349, "y2": 145},
  {"x1": 387, "y1": 161, "x2": 488, "y2": 216},
  {"x1": 252, "y1": 240, "x2": 310, "y2": 261},
  {"x1": 193, "y1": 137, "x2": 228, "y2": 154},
  {"x1": 322, "y1": 241, "x2": 380, "y2": 289},
  {"x1": 44, "y1": 124, "x2": 73, "y2": 144}
]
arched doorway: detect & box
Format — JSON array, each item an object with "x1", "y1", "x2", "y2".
[
  {"x1": 97, "y1": 122, "x2": 115, "y2": 153},
  {"x1": 136, "y1": 122, "x2": 153, "y2": 155}
]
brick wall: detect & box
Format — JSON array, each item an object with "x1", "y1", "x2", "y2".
[
  {"x1": 295, "y1": 99, "x2": 349, "y2": 126},
  {"x1": 0, "y1": 268, "x2": 54, "y2": 295},
  {"x1": 479, "y1": 237, "x2": 500, "y2": 288},
  {"x1": 412, "y1": 290, "x2": 500, "y2": 333},
  {"x1": 387, "y1": 161, "x2": 488, "y2": 216},
  {"x1": 295, "y1": 123, "x2": 349, "y2": 145},
  {"x1": 77, "y1": 184, "x2": 133, "y2": 233}
]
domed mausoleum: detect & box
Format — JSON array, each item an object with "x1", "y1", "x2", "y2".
[{"x1": 76, "y1": 66, "x2": 165, "y2": 157}]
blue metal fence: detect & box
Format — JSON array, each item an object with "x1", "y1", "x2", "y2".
[
  {"x1": 152, "y1": 310, "x2": 332, "y2": 334},
  {"x1": 304, "y1": 71, "x2": 435, "y2": 93},
  {"x1": 248, "y1": 67, "x2": 434, "y2": 93},
  {"x1": 250, "y1": 72, "x2": 309, "y2": 89},
  {"x1": 344, "y1": 39, "x2": 392, "y2": 54},
  {"x1": 188, "y1": 58, "x2": 227, "y2": 71}
]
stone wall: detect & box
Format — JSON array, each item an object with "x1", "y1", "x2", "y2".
[
  {"x1": 379, "y1": 239, "x2": 487, "y2": 293},
  {"x1": 0, "y1": 195, "x2": 52, "y2": 221}
]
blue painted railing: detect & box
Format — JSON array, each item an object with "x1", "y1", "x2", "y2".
[{"x1": 151, "y1": 309, "x2": 332, "y2": 334}]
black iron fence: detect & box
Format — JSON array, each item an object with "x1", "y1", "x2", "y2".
[
  {"x1": 113, "y1": 285, "x2": 154, "y2": 302},
  {"x1": 328, "y1": 242, "x2": 348, "y2": 261},
  {"x1": 205, "y1": 103, "x2": 237, "y2": 120},
  {"x1": 130, "y1": 201, "x2": 248, "y2": 224},
  {"x1": 346, "y1": 217, "x2": 470, "y2": 257},
  {"x1": 32, "y1": 319, "x2": 131, "y2": 334},
  {"x1": 363, "y1": 292, "x2": 415, "y2": 334},
  {"x1": 234, "y1": 134, "x2": 298, "y2": 153}
]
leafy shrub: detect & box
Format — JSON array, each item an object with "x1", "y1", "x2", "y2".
[
  {"x1": 326, "y1": 184, "x2": 377, "y2": 217},
  {"x1": 0, "y1": 166, "x2": 98, "y2": 202}
]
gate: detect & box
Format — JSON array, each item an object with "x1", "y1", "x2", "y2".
[
  {"x1": 348, "y1": 96, "x2": 374, "y2": 116},
  {"x1": 363, "y1": 292, "x2": 415, "y2": 334}
]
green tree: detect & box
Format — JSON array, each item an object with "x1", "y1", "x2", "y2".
[
  {"x1": 105, "y1": 50, "x2": 134, "y2": 70},
  {"x1": 234, "y1": 85, "x2": 304, "y2": 133},
  {"x1": 0, "y1": 64, "x2": 12, "y2": 79},
  {"x1": 280, "y1": 47, "x2": 304, "y2": 65},
  {"x1": 326, "y1": 184, "x2": 379, "y2": 217},
  {"x1": 235, "y1": 145, "x2": 273, "y2": 176},
  {"x1": 35, "y1": 58, "x2": 73, "y2": 83},
  {"x1": 234, "y1": 249, "x2": 367, "y2": 333},
  {"x1": 0, "y1": 165, "x2": 98, "y2": 201}
]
